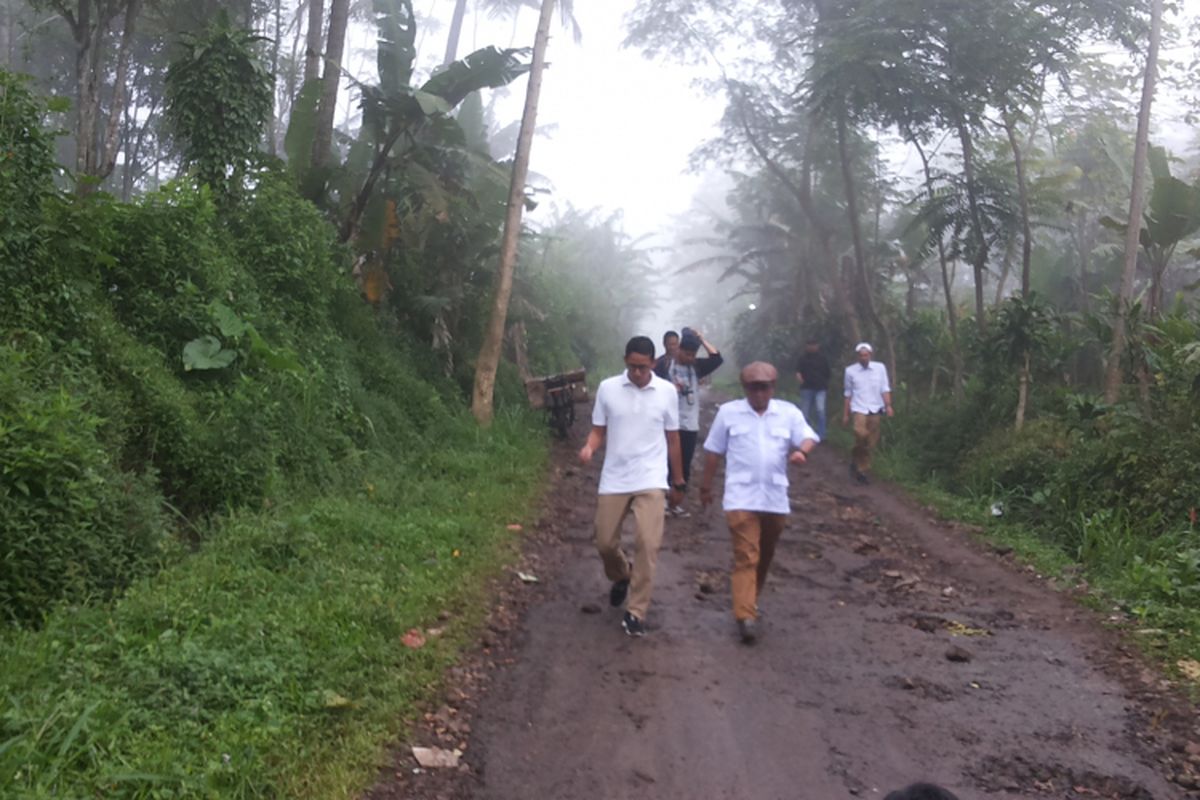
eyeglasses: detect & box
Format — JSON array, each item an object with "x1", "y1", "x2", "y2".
[
  {"x1": 743, "y1": 382, "x2": 774, "y2": 392},
  {"x1": 626, "y1": 363, "x2": 653, "y2": 372}
]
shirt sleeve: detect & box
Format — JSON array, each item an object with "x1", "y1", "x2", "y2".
[
  {"x1": 703, "y1": 406, "x2": 729, "y2": 454},
  {"x1": 880, "y1": 364, "x2": 892, "y2": 395},
  {"x1": 792, "y1": 405, "x2": 819, "y2": 445},
  {"x1": 591, "y1": 381, "x2": 609, "y2": 426},
  {"x1": 663, "y1": 387, "x2": 680, "y2": 431},
  {"x1": 695, "y1": 352, "x2": 724, "y2": 379},
  {"x1": 843, "y1": 366, "x2": 854, "y2": 397}
]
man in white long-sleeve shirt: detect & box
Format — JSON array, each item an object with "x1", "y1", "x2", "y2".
[
  {"x1": 700, "y1": 362, "x2": 819, "y2": 644},
  {"x1": 841, "y1": 342, "x2": 894, "y2": 484}
]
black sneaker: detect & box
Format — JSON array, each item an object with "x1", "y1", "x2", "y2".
[
  {"x1": 622, "y1": 611, "x2": 646, "y2": 637},
  {"x1": 856, "y1": 471, "x2": 870, "y2": 485},
  {"x1": 737, "y1": 618, "x2": 758, "y2": 644},
  {"x1": 609, "y1": 578, "x2": 630, "y2": 607}
]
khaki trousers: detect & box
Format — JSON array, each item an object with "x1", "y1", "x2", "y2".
[
  {"x1": 594, "y1": 490, "x2": 666, "y2": 620},
  {"x1": 852, "y1": 412, "x2": 882, "y2": 473},
  {"x1": 727, "y1": 510, "x2": 787, "y2": 621}
]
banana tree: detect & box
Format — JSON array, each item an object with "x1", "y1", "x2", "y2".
[
  {"x1": 1100, "y1": 146, "x2": 1200, "y2": 322},
  {"x1": 284, "y1": 0, "x2": 532, "y2": 244},
  {"x1": 988, "y1": 294, "x2": 1056, "y2": 430}
]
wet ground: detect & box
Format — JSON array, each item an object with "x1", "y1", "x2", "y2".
[{"x1": 366, "y1": 396, "x2": 1200, "y2": 800}]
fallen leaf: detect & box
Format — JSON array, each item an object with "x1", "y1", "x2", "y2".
[
  {"x1": 945, "y1": 620, "x2": 991, "y2": 637},
  {"x1": 452, "y1": 549, "x2": 461, "y2": 557},
  {"x1": 426, "y1": 627, "x2": 445, "y2": 638},
  {"x1": 402, "y1": 629, "x2": 426, "y2": 649},
  {"x1": 322, "y1": 690, "x2": 354, "y2": 709},
  {"x1": 411, "y1": 746, "x2": 462, "y2": 768},
  {"x1": 1178, "y1": 659, "x2": 1200, "y2": 682},
  {"x1": 516, "y1": 571, "x2": 539, "y2": 584},
  {"x1": 506, "y1": 524, "x2": 523, "y2": 532}
]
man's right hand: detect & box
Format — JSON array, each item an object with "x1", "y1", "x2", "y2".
[
  {"x1": 700, "y1": 485, "x2": 714, "y2": 509},
  {"x1": 578, "y1": 445, "x2": 593, "y2": 464}
]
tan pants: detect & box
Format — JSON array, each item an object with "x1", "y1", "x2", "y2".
[
  {"x1": 852, "y1": 412, "x2": 882, "y2": 473},
  {"x1": 727, "y1": 510, "x2": 787, "y2": 621},
  {"x1": 594, "y1": 490, "x2": 666, "y2": 620}
]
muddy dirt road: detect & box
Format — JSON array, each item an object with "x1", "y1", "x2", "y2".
[{"x1": 369, "y1": 396, "x2": 1199, "y2": 800}]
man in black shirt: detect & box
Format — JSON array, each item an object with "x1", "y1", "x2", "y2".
[{"x1": 794, "y1": 338, "x2": 831, "y2": 439}]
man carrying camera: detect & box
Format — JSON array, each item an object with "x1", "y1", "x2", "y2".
[{"x1": 655, "y1": 327, "x2": 723, "y2": 516}]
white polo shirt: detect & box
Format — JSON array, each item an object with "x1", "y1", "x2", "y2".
[
  {"x1": 843, "y1": 361, "x2": 891, "y2": 414},
  {"x1": 703, "y1": 398, "x2": 818, "y2": 514},
  {"x1": 592, "y1": 372, "x2": 680, "y2": 495}
]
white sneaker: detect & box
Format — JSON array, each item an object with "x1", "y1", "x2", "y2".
[{"x1": 666, "y1": 504, "x2": 691, "y2": 518}]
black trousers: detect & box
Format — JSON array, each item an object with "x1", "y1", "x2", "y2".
[{"x1": 679, "y1": 429, "x2": 699, "y2": 484}]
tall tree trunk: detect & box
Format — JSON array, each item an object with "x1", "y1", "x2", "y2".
[
  {"x1": 311, "y1": 0, "x2": 348, "y2": 170},
  {"x1": 69, "y1": 0, "x2": 96, "y2": 179},
  {"x1": 994, "y1": 234, "x2": 1016, "y2": 306},
  {"x1": 1003, "y1": 109, "x2": 1034, "y2": 298},
  {"x1": 835, "y1": 107, "x2": 896, "y2": 388},
  {"x1": 912, "y1": 134, "x2": 963, "y2": 399},
  {"x1": 95, "y1": 0, "x2": 140, "y2": 182},
  {"x1": 0, "y1": 0, "x2": 12, "y2": 68},
  {"x1": 1015, "y1": 350, "x2": 1030, "y2": 431},
  {"x1": 267, "y1": 0, "x2": 282, "y2": 156},
  {"x1": 443, "y1": 0, "x2": 468, "y2": 65},
  {"x1": 303, "y1": 0, "x2": 324, "y2": 84},
  {"x1": 472, "y1": 0, "x2": 556, "y2": 426},
  {"x1": 1104, "y1": 0, "x2": 1162, "y2": 405},
  {"x1": 957, "y1": 118, "x2": 988, "y2": 331}
]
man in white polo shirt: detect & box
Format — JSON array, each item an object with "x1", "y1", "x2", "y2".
[
  {"x1": 841, "y1": 341, "x2": 894, "y2": 484},
  {"x1": 579, "y1": 336, "x2": 685, "y2": 637},
  {"x1": 700, "y1": 361, "x2": 818, "y2": 644}
]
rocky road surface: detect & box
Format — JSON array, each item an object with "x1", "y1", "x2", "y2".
[{"x1": 366, "y1": 395, "x2": 1199, "y2": 800}]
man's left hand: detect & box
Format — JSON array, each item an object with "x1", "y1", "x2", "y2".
[
  {"x1": 668, "y1": 488, "x2": 683, "y2": 507},
  {"x1": 789, "y1": 450, "x2": 808, "y2": 466},
  {"x1": 885, "y1": 406, "x2": 895, "y2": 418}
]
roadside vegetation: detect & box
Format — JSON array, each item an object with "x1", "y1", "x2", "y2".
[{"x1": 0, "y1": 1, "x2": 644, "y2": 794}]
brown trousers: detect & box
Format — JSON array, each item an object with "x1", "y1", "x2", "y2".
[
  {"x1": 727, "y1": 510, "x2": 787, "y2": 621},
  {"x1": 852, "y1": 412, "x2": 882, "y2": 472},
  {"x1": 594, "y1": 490, "x2": 666, "y2": 620}
]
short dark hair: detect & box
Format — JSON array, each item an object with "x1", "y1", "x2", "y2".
[
  {"x1": 883, "y1": 784, "x2": 960, "y2": 800},
  {"x1": 626, "y1": 336, "x2": 656, "y2": 359},
  {"x1": 662, "y1": 330, "x2": 679, "y2": 345}
]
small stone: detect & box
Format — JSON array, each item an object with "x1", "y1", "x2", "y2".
[
  {"x1": 942, "y1": 586, "x2": 957, "y2": 598},
  {"x1": 580, "y1": 603, "x2": 602, "y2": 614},
  {"x1": 945, "y1": 645, "x2": 973, "y2": 663}
]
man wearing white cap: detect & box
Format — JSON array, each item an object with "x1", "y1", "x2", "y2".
[{"x1": 841, "y1": 342, "x2": 893, "y2": 484}]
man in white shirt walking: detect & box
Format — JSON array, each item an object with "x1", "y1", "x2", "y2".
[
  {"x1": 841, "y1": 342, "x2": 894, "y2": 484},
  {"x1": 699, "y1": 362, "x2": 819, "y2": 644},
  {"x1": 579, "y1": 336, "x2": 685, "y2": 637}
]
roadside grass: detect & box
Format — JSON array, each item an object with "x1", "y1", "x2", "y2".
[
  {"x1": 854, "y1": 426, "x2": 1200, "y2": 678},
  {"x1": 0, "y1": 410, "x2": 547, "y2": 799}
]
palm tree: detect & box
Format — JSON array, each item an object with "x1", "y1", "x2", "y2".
[{"x1": 471, "y1": 0, "x2": 560, "y2": 425}]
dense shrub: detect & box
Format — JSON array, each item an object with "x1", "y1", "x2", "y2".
[
  {"x1": 0, "y1": 346, "x2": 168, "y2": 625},
  {"x1": 0, "y1": 69, "x2": 491, "y2": 624}
]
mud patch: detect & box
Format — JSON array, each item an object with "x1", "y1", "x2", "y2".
[{"x1": 972, "y1": 753, "x2": 1155, "y2": 798}]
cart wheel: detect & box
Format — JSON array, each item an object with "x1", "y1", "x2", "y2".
[{"x1": 550, "y1": 405, "x2": 570, "y2": 438}]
